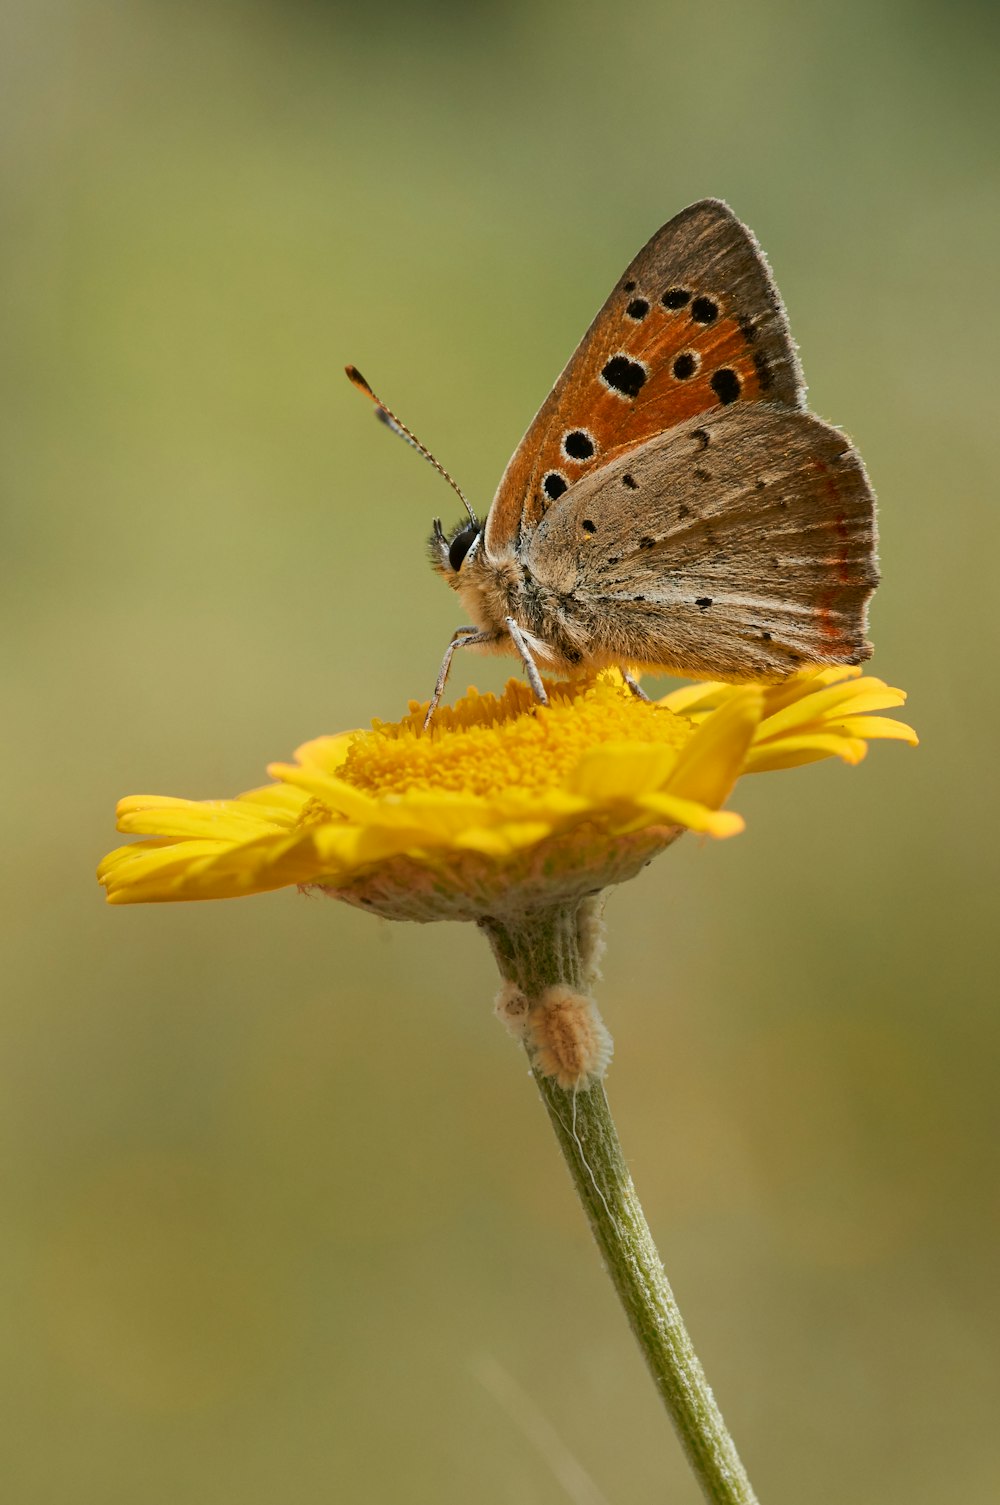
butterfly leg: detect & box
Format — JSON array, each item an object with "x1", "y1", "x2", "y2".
[
  {"x1": 622, "y1": 670, "x2": 650, "y2": 702},
  {"x1": 505, "y1": 617, "x2": 549, "y2": 707},
  {"x1": 424, "y1": 627, "x2": 497, "y2": 730}
]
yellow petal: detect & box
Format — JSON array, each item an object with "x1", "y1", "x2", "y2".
[
  {"x1": 569, "y1": 743, "x2": 678, "y2": 801},
  {"x1": 267, "y1": 763, "x2": 379, "y2": 820},
  {"x1": 291, "y1": 733, "x2": 358, "y2": 774},
  {"x1": 657, "y1": 681, "x2": 728, "y2": 716},
  {"x1": 826, "y1": 715, "x2": 919, "y2": 745},
  {"x1": 116, "y1": 799, "x2": 285, "y2": 841},
  {"x1": 636, "y1": 792, "x2": 746, "y2": 837},
  {"x1": 99, "y1": 839, "x2": 236, "y2": 899},
  {"x1": 757, "y1": 679, "x2": 905, "y2": 740},
  {"x1": 238, "y1": 783, "x2": 312, "y2": 815},
  {"x1": 665, "y1": 687, "x2": 763, "y2": 807},
  {"x1": 757, "y1": 666, "x2": 863, "y2": 718},
  {"x1": 743, "y1": 735, "x2": 869, "y2": 773},
  {"x1": 453, "y1": 822, "x2": 555, "y2": 857}
]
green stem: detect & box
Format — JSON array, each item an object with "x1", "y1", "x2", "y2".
[{"x1": 481, "y1": 902, "x2": 760, "y2": 1505}]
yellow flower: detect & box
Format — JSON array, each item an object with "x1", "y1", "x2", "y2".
[{"x1": 98, "y1": 666, "x2": 915, "y2": 923}]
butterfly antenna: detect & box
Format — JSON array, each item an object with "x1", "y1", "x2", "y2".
[{"x1": 345, "y1": 366, "x2": 478, "y2": 528}]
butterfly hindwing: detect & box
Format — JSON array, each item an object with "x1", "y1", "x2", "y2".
[
  {"x1": 522, "y1": 405, "x2": 878, "y2": 682},
  {"x1": 485, "y1": 199, "x2": 805, "y2": 558}
]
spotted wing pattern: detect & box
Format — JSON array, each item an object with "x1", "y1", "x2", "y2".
[
  {"x1": 485, "y1": 199, "x2": 805, "y2": 558},
  {"x1": 523, "y1": 405, "x2": 878, "y2": 681}
]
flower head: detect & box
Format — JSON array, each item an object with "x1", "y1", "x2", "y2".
[{"x1": 98, "y1": 667, "x2": 915, "y2": 923}]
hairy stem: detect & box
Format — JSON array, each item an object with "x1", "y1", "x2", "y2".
[{"x1": 481, "y1": 902, "x2": 760, "y2": 1505}]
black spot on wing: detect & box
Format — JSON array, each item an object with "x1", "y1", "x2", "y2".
[
  {"x1": 673, "y1": 352, "x2": 697, "y2": 380},
  {"x1": 543, "y1": 471, "x2": 568, "y2": 500},
  {"x1": 661, "y1": 287, "x2": 691, "y2": 309},
  {"x1": 601, "y1": 355, "x2": 647, "y2": 398},
  {"x1": 581, "y1": 519, "x2": 597, "y2": 535},
  {"x1": 695, "y1": 597, "x2": 713, "y2": 610},
  {"x1": 563, "y1": 429, "x2": 595, "y2": 461},
  {"x1": 710, "y1": 368, "x2": 741, "y2": 405},
  {"x1": 626, "y1": 297, "x2": 650, "y2": 320},
  {"x1": 691, "y1": 296, "x2": 719, "y2": 325},
  {"x1": 622, "y1": 473, "x2": 638, "y2": 490}
]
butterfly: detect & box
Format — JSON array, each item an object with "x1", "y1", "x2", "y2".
[{"x1": 348, "y1": 198, "x2": 879, "y2": 724}]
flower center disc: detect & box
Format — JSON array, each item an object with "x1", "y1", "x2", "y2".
[{"x1": 340, "y1": 674, "x2": 689, "y2": 800}]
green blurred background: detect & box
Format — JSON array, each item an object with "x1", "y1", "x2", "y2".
[{"x1": 3, "y1": 1, "x2": 998, "y2": 1500}]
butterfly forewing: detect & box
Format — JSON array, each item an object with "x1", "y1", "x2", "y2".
[
  {"x1": 522, "y1": 406, "x2": 878, "y2": 682},
  {"x1": 485, "y1": 199, "x2": 804, "y2": 557}
]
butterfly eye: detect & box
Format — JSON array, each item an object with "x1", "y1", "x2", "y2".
[{"x1": 447, "y1": 522, "x2": 479, "y2": 572}]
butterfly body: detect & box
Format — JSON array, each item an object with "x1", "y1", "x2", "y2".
[{"x1": 363, "y1": 198, "x2": 878, "y2": 714}]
